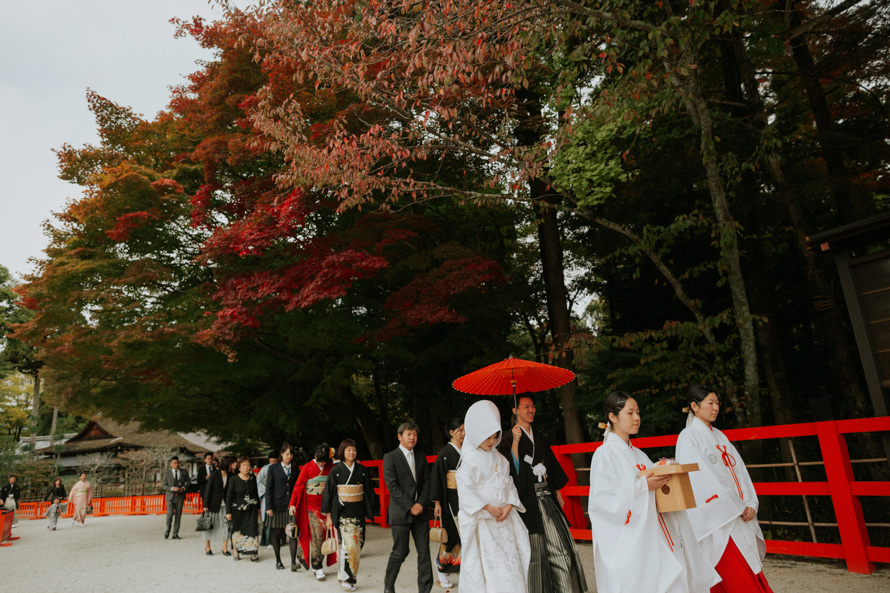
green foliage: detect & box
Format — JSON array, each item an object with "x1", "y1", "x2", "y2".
[{"x1": 550, "y1": 116, "x2": 634, "y2": 208}]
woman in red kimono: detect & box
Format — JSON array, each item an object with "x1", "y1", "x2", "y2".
[{"x1": 290, "y1": 443, "x2": 337, "y2": 580}]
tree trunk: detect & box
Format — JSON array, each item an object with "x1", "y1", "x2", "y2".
[
  {"x1": 49, "y1": 407, "x2": 59, "y2": 448},
  {"x1": 515, "y1": 88, "x2": 586, "y2": 446},
  {"x1": 29, "y1": 372, "x2": 40, "y2": 453},
  {"x1": 674, "y1": 64, "x2": 760, "y2": 426},
  {"x1": 535, "y1": 194, "x2": 585, "y2": 446}
]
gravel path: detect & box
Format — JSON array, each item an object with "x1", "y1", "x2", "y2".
[{"x1": 2, "y1": 514, "x2": 887, "y2": 592}]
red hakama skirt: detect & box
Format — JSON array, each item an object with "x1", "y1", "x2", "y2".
[{"x1": 709, "y1": 537, "x2": 774, "y2": 593}]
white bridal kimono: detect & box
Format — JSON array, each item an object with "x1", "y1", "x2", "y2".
[
  {"x1": 588, "y1": 431, "x2": 720, "y2": 593},
  {"x1": 676, "y1": 416, "x2": 766, "y2": 573},
  {"x1": 457, "y1": 400, "x2": 531, "y2": 593}
]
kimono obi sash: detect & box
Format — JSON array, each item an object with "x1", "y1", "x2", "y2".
[
  {"x1": 337, "y1": 484, "x2": 363, "y2": 502},
  {"x1": 446, "y1": 470, "x2": 458, "y2": 490},
  {"x1": 306, "y1": 476, "x2": 326, "y2": 496}
]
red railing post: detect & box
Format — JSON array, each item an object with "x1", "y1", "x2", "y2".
[
  {"x1": 816, "y1": 420, "x2": 875, "y2": 574},
  {"x1": 553, "y1": 448, "x2": 586, "y2": 529}
]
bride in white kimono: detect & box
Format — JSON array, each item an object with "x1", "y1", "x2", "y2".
[
  {"x1": 457, "y1": 399, "x2": 531, "y2": 593},
  {"x1": 588, "y1": 392, "x2": 720, "y2": 593}
]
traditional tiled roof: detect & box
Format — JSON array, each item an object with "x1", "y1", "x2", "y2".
[{"x1": 37, "y1": 416, "x2": 209, "y2": 456}]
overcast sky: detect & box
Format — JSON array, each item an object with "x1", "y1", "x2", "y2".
[{"x1": 0, "y1": 1, "x2": 243, "y2": 282}]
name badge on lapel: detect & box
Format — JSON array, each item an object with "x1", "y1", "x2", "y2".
[{"x1": 523, "y1": 455, "x2": 534, "y2": 465}]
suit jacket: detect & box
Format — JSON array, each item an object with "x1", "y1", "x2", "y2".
[
  {"x1": 382, "y1": 446, "x2": 431, "y2": 525},
  {"x1": 196, "y1": 464, "x2": 214, "y2": 494},
  {"x1": 162, "y1": 468, "x2": 191, "y2": 501},
  {"x1": 264, "y1": 462, "x2": 298, "y2": 513},
  {"x1": 202, "y1": 468, "x2": 226, "y2": 513}
]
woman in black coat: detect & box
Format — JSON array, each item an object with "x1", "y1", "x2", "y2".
[
  {"x1": 225, "y1": 457, "x2": 260, "y2": 561},
  {"x1": 202, "y1": 458, "x2": 231, "y2": 556},
  {"x1": 431, "y1": 418, "x2": 464, "y2": 588}
]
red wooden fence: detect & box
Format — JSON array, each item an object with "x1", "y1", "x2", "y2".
[{"x1": 11, "y1": 417, "x2": 889, "y2": 574}]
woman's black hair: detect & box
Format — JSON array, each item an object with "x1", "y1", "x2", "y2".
[
  {"x1": 687, "y1": 385, "x2": 715, "y2": 407},
  {"x1": 604, "y1": 391, "x2": 632, "y2": 425},
  {"x1": 314, "y1": 443, "x2": 332, "y2": 462},
  {"x1": 445, "y1": 418, "x2": 463, "y2": 435},
  {"x1": 280, "y1": 442, "x2": 296, "y2": 456}
]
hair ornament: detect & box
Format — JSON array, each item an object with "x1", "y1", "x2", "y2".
[
  {"x1": 597, "y1": 422, "x2": 608, "y2": 430},
  {"x1": 682, "y1": 406, "x2": 690, "y2": 413}
]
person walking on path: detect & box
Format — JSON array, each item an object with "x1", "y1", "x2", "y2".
[
  {"x1": 1, "y1": 475, "x2": 21, "y2": 527},
  {"x1": 457, "y1": 400, "x2": 530, "y2": 593},
  {"x1": 69, "y1": 473, "x2": 92, "y2": 527},
  {"x1": 264, "y1": 443, "x2": 300, "y2": 570},
  {"x1": 256, "y1": 450, "x2": 280, "y2": 547},
  {"x1": 676, "y1": 386, "x2": 774, "y2": 593},
  {"x1": 499, "y1": 396, "x2": 587, "y2": 593},
  {"x1": 226, "y1": 456, "x2": 260, "y2": 562},
  {"x1": 45, "y1": 496, "x2": 65, "y2": 531},
  {"x1": 202, "y1": 456, "x2": 231, "y2": 556},
  {"x1": 162, "y1": 456, "x2": 190, "y2": 539},
  {"x1": 45, "y1": 477, "x2": 66, "y2": 502},
  {"x1": 196, "y1": 452, "x2": 215, "y2": 506},
  {"x1": 290, "y1": 443, "x2": 335, "y2": 579},
  {"x1": 588, "y1": 392, "x2": 720, "y2": 593},
  {"x1": 382, "y1": 421, "x2": 434, "y2": 593},
  {"x1": 322, "y1": 439, "x2": 376, "y2": 592},
  {"x1": 431, "y1": 418, "x2": 464, "y2": 589}
]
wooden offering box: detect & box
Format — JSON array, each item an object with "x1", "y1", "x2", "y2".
[{"x1": 642, "y1": 463, "x2": 700, "y2": 513}]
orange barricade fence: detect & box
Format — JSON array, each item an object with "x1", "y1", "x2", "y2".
[{"x1": 15, "y1": 492, "x2": 205, "y2": 522}]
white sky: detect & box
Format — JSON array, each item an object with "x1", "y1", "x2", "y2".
[{"x1": 0, "y1": 1, "x2": 240, "y2": 282}]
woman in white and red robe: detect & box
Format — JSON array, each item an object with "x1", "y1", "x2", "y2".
[
  {"x1": 675, "y1": 385, "x2": 774, "y2": 593},
  {"x1": 588, "y1": 391, "x2": 720, "y2": 593}
]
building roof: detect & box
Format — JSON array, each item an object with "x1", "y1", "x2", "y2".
[{"x1": 38, "y1": 416, "x2": 210, "y2": 456}]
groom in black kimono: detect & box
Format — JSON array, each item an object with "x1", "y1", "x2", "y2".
[{"x1": 499, "y1": 396, "x2": 587, "y2": 593}]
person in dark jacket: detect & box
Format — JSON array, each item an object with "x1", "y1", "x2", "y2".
[
  {"x1": 45, "y1": 477, "x2": 67, "y2": 502},
  {"x1": 431, "y1": 418, "x2": 464, "y2": 588},
  {"x1": 498, "y1": 396, "x2": 587, "y2": 593},
  {"x1": 0, "y1": 475, "x2": 21, "y2": 526},
  {"x1": 264, "y1": 443, "x2": 300, "y2": 570},
  {"x1": 202, "y1": 456, "x2": 231, "y2": 556},
  {"x1": 226, "y1": 457, "x2": 260, "y2": 561}
]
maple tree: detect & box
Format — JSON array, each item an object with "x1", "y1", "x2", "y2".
[{"x1": 12, "y1": 9, "x2": 526, "y2": 456}]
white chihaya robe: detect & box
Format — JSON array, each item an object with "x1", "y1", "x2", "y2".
[
  {"x1": 675, "y1": 417, "x2": 766, "y2": 573},
  {"x1": 457, "y1": 400, "x2": 531, "y2": 593},
  {"x1": 588, "y1": 432, "x2": 720, "y2": 593}
]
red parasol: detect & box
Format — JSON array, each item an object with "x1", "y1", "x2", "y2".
[{"x1": 452, "y1": 356, "x2": 575, "y2": 408}]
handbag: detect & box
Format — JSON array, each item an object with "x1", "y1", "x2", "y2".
[
  {"x1": 429, "y1": 516, "x2": 448, "y2": 544},
  {"x1": 196, "y1": 511, "x2": 213, "y2": 531},
  {"x1": 321, "y1": 525, "x2": 338, "y2": 556}
]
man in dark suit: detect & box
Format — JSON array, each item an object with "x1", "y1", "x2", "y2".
[
  {"x1": 195, "y1": 452, "x2": 214, "y2": 501},
  {"x1": 382, "y1": 422, "x2": 434, "y2": 593},
  {"x1": 162, "y1": 456, "x2": 190, "y2": 539}
]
